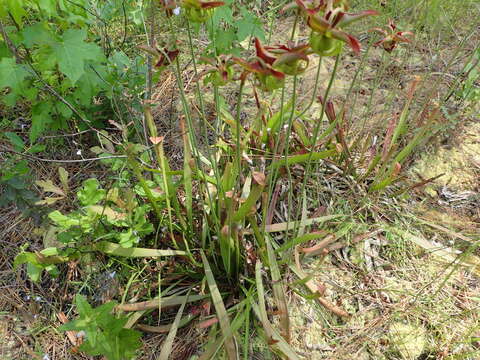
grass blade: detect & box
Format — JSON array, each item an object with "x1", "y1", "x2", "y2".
[
  {"x1": 116, "y1": 294, "x2": 208, "y2": 312},
  {"x1": 264, "y1": 215, "x2": 343, "y2": 232},
  {"x1": 262, "y1": 99, "x2": 294, "y2": 144},
  {"x1": 137, "y1": 313, "x2": 197, "y2": 333},
  {"x1": 253, "y1": 261, "x2": 300, "y2": 359},
  {"x1": 158, "y1": 291, "x2": 189, "y2": 360},
  {"x1": 180, "y1": 115, "x2": 194, "y2": 230},
  {"x1": 201, "y1": 251, "x2": 237, "y2": 360},
  {"x1": 265, "y1": 236, "x2": 290, "y2": 343},
  {"x1": 198, "y1": 299, "x2": 250, "y2": 360},
  {"x1": 270, "y1": 149, "x2": 336, "y2": 169},
  {"x1": 388, "y1": 227, "x2": 480, "y2": 276},
  {"x1": 232, "y1": 172, "x2": 265, "y2": 223},
  {"x1": 276, "y1": 231, "x2": 329, "y2": 253},
  {"x1": 391, "y1": 77, "x2": 420, "y2": 146}
]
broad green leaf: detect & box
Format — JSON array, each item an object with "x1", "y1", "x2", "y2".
[
  {"x1": 60, "y1": 295, "x2": 142, "y2": 360},
  {"x1": 13, "y1": 251, "x2": 38, "y2": 269},
  {"x1": 27, "y1": 144, "x2": 46, "y2": 154},
  {"x1": 109, "y1": 50, "x2": 131, "y2": 70},
  {"x1": 56, "y1": 101, "x2": 73, "y2": 118},
  {"x1": 22, "y1": 23, "x2": 56, "y2": 48},
  {"x1": 75, "y1": 294, "x2": 93, "y2": 317},
  {"x1": 210, "y1": 2, "x2": 234, "y2": 28},
  {"x1": 0, "y1": 0, "x2": 26, "y2": 26},
  {"x1": 74, "y1": 65, "x2": 110, "y2": 105},
  {"x1": 215, "y1": 27, "x2": 236, "y2": 54},
  {"x1": 35, "y1": 0, "x2": 58, "y2": 16},
  {"x1": 26, "y1": 262, "x2": 43, "y2": 282},
  {"x1": 14, "y1": 250, "x2": 63, "y2": 282},
  {"x1": 0, "y1": 57, "x2": 30, "y2": 104},
  {"x1": 30, "y1": 102, "x2": 53, "y2": 142},
  {"x1": 5, "y1": 132, "x2": 25, "y2": 150},
  {"x1": 0, "y1": 41, "x2": 11, "y2": 58},
  {"x1": 93, "y1": 241, "x2": 187, "y2": 257},
  {"x1": 49, "y1": 210, "x2": 80, "y2": 228},
  {"x1": 236, "y1": 7, "x2": 265, "y2": 42},
  {"x1": 50, "y1": 29, "x2": 104, "y2": 84},
  {"x1": 117, "y1": 229, "x2": 138, "y2": 247},
  {"x1": 77, "y1": 178, "x2": 106, "y2": 206}
]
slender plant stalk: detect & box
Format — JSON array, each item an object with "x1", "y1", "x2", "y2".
[{"x1": 294, "y1": 54, "x2": 341, "y2": 235}]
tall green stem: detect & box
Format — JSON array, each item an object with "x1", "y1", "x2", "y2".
[{"x1": 294, "y1": 54, "x2": 341, "y2": 235}]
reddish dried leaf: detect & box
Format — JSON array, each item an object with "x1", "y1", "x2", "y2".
[
  {"x1": 200, "y1": 1, "x2": 224, "y2": 9},
  {"x1": 252, "y1": 171, "x2": 266, "y2": 186},
  {"x1": 149, "y1": 136, "x2": 164, "y2": 145},
  {"x1": 197, "y1": 317, "x2": 219, "y2": 329}
]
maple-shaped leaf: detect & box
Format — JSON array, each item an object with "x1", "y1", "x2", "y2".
[
  {"x1": 0, "y1": 0, "x2": 26, "y2": 26},
  {"x1": 0, "y1": 57, "x2": 30, "y2": 105},
  {"x1": 22, "y1": 23, "x2": 56, "y2": 48},
  {"x1": 50, "y1": 29, "x2": 104, "y2": 84},
  {"x1": 235, "y1": 7, "x2": 265, "y2": 42}
]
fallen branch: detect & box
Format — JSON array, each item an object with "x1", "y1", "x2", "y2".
[
  {"x1": 301, "y1": 234, "x2": 337, "y2": 256},
  {"x1": 326, "y1": 230, "x2": 382, "y2": 252}
]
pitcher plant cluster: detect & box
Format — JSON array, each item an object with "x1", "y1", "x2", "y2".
[{"x1": 158, "y1": 0, "x2": 413, "y2": 93}]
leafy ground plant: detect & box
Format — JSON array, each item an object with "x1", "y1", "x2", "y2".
[{"x1": 60, "y1": 294, "x2": 142, "y2": 360}]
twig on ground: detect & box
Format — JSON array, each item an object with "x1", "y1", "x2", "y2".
[{"x1": 0, "y1": 145, "x2": 126, "y2": 163}]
